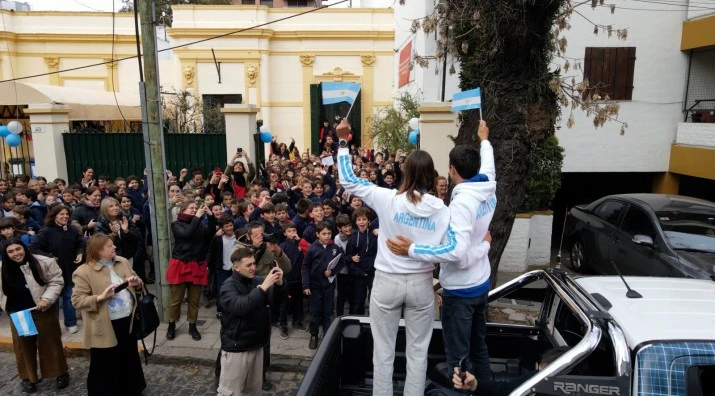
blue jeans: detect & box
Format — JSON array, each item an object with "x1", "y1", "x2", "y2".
[
  {"x1": 57, "y1": 282, "x2": 77, "y2": 327},
  {"x1": 441, "y1": 291, "x2": 490, "y2": 381}
]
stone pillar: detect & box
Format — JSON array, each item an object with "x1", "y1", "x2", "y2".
[
  {"x1": 221, "y1": 104, "x2": 259, "y2": 163},
  {"x1": 418, "y1": 102, "x2": 458, "y2": 178},
  {"x1": 300, "y1": 54, "x2": 315, "y2": 151},
  {"x1": 360, "y1": 54, "x2": 376, "y2": 148},
  {"x1": 43, "y1": 57, "x2": 60, "y2": 86},
  {"x1": 653, "y1": 172, "x2": 680, "y2": 194},
  {"x1": 23, "y1": 103, "x2": 71, "y2": 180}
]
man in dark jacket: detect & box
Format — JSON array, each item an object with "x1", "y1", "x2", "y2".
[{"x1": 217, "y1": 246, "x2": 285, "y2": 396}]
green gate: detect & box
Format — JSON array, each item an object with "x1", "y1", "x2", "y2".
[
  {"x1": 63, "y1": 132, "x2": 227, "y2": 183},
  {"x1": 309, "y1": 83, "x2": 361, "y2": 154}
]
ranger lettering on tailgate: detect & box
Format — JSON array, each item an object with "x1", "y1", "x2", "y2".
[{"x1": 553, "y1": 382, "x2": 621, "y2": 395}]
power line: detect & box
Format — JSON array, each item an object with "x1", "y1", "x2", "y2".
[{"x1": 0, "y1": 0, "x2": 349, "y2": 84}]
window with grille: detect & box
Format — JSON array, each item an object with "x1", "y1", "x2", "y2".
[{"x1": 583, "y1": 47, "x2": 636, "y2": 101}]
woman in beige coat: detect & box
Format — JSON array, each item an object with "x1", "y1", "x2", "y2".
[
  {"x1": 0, "y1": 238, "x2": 69, "y2": 393},
  {"x1": 71, "y1": 233, "x2": 146, "y2": 396}
]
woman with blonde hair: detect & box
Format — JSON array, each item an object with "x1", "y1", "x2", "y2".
[
  {"x1": 1, "y1": 239, "x2": 69, "y2": 393},
  {"x1": 71, "y1": 234, "x2": 146, "y2": 396},
  {"x1": 94, "y1": 197, "x2": 140, "y2": 261}
]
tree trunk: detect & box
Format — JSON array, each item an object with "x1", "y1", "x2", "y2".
[{"x1": 450, "y1": 0, "x2": 565, "y2": 286}]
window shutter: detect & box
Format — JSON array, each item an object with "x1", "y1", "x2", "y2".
[{"x1": 583, "y1": 47, "x2": 636, "y2": 101}]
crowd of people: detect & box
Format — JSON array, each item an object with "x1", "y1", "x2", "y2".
[{"x1": 0, "y1": 116, "x2": 516, "y2": 396}]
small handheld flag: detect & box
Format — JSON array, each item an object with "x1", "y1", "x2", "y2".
[
  {"x1": 451, "y1": 88, "x2": 482, "y2": 119},
  {"x1": 10, "y1": 309, "x2": 38, "y2": 337}
]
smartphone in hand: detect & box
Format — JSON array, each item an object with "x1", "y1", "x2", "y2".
[{"x1": 113, "y1": 281, "x2": 130, "y2": 294}]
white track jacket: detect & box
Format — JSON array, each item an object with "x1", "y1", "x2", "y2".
[
  {"x1": 408, "y1": 140, "x2": 497, "y2": 295},
  {"x1": 337, "y1": 148, "x2": 450, "y2": 274}
]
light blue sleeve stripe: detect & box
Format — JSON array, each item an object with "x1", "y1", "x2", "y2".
[
  {"x1": 339, "y1": 152, "x2": 372, "y2": 187},
  {"x1": 413, "y1": 225, "x2": 457, "y2": 255}
]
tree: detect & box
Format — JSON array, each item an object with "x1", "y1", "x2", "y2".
[
  {"x1": 120, "y1": 0, "x2": 233, "y2": 26},
  {"x1": 408, "y1": 0, "x2": 627, "y2": 284},
  {"x1": 369, "y1": 92, "x2": 420, "y2": 153},
  {"x1": 162, "y1": 89, "x2": 225, "y2": 134}
]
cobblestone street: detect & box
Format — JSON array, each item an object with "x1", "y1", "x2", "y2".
[{"x1": 0, "y1": 352, "x2": 305, "y2": 396}]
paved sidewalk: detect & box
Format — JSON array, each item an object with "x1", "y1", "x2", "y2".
[
  {"x1": 0, "y1": 284, "x2": 319, "y2": 368},
  {"x1": 0, "y1": 270, "x2": 544, "y2": 367}
]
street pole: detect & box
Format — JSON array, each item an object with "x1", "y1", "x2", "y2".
[{"x1": 138, "y1": 0, "x2": 171, "y2": 321}]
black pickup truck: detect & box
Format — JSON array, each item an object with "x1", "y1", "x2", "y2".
[{"x1": 296, "y1": 268, "x2": 715, "y2": 396}]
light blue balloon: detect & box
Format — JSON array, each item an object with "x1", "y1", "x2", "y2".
[
  {"x1": 259, "y1": 131, "x2": 272, "y2": 143},
  {"x1": 6, "y1": 133, "x2": 21, "y2": 147},
  {"x1": 408, "y1": 130, "x2": 420, "y2": 145},
  {"x1": 0, "y1": 125, "x2": 9, "y2": 138}
]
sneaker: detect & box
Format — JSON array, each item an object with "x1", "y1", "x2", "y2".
[
  {"x1": 21, "y1": 380, "x2": 37, "y2": 393},
  {"x1": 67, "y1": 326, "x2": 79, "y2": 334},
  {"x1": 309, "y1": 335, "x2": 318, "y2": 350},
  {"x1": 280, "y1": 326, "x2": 289, "y2": 340},
  {"x1": 292, "y1": 322, "x2": 306, "y2": 331},
  {"x1": 56, "y1": 372, "x2": 70, "y2": 390}
]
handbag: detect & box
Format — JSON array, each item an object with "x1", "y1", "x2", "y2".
[{"x1": 132, "y1": 284, "x2": 160, "y2": 364}]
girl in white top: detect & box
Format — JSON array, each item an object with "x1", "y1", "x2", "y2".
[{"x1": 335, "y1": 119, "x2": 450, "y2": 396}]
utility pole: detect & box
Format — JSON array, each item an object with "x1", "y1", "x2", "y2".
[{"x1": 138, "y1": 0, "x2": 172, "y2": 321}]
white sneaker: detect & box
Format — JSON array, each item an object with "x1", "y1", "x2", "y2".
[{"x1": 68, "y1": 326, "x2": 79, "y2": 334}]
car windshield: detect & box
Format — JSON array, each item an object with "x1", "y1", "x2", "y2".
[{"x1": 658, "y1": 211, "x2": 715, "y2": 253}]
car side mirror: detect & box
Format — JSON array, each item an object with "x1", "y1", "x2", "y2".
[{"x1": 633, "y1": 234, "x2": 654, "y2": 248}]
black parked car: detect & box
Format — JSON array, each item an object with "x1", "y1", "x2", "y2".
[{"x1": 565, "y1": 194, "x2": 715, "y2": 278}]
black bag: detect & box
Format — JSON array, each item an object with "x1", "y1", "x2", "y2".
[{"x1": 133, "y1": 285, "x2": 160, "y2": 364}]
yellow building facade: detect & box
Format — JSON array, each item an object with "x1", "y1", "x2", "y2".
[{"x1": 0, "y1": 5, "x2": 395, "y2": 162}]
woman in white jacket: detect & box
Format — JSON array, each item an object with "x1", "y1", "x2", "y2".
[
  {"x1": 0, "y1": 238, "x2": 69, "y2": 393},
  {"x1": 335, "y1": 119, "x2": 450, "y2": 396}
]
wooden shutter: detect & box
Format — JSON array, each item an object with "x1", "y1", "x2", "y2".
[{"x1": 583, "y1": 47, "x2": 636, "y2": 100}]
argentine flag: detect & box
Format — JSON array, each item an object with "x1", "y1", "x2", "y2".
[
  {"x1": 10, "y1": 309, "x2": 38, "y2": 337},
  {"x1": 321, "y1": 82, "x2": 361, "y2": 106},
  {"x1": 451, "y1": 88, "x2": 482, "y2": 112}
]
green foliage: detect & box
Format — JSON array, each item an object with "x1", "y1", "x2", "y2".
[
  {"x1": 369, "y1": 92, "x2": 420, "y2": 153},
  {"x1": 520, "y1": 136, "x2": 565, "y2": 211},
  {"x1": 120, "y1": 0, "x2": 233, "y2": 26}
]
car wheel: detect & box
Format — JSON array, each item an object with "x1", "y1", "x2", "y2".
[{"x1": 570, "y1": 240, "x2": 589, "y2": 273}]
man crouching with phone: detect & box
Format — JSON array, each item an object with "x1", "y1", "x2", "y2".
[{"x1": 217, "y1": 246, "x2": 286, "y2": 396}]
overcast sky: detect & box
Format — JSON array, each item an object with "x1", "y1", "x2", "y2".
[{"x1": 22, "y1": 0, "x2": 124, "y2": 12}]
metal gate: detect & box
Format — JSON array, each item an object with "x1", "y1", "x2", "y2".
[{"x1": 63, "y1": 132, "x2": 227, "y2": 183}]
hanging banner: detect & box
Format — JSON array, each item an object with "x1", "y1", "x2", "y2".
[{"x1": 398, "y1": 40, "x2": 412, "y2": 88}]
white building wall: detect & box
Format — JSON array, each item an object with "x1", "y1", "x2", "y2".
[
  {"x1": 392, "y1": 1, "x2": 689, "y2": 174},
  {"x1": 554, "y1": 5, "x2": 688, "y2": 173}
]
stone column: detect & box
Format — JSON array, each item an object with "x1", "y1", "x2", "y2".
[
  {"x1": 418, "y1": 102, "x2": 458, "y2": 178},
  {"x1": 23, "y1": 103, "x2": 71, "y2": 180},
  {"x1": 43, "y1": 57, "x2": 60, "y2": 86},
  {"x1": 221, "y1": 104, "x2": 259, "y2": 163}
]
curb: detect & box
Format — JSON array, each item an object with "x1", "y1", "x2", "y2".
[{"x1": 0, "y1": 336, "x2": 310, "y2": 372}]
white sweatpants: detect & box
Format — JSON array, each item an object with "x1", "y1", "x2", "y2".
[{"x1": 370, "y1": 270, "x2": 435, "y2": 396}]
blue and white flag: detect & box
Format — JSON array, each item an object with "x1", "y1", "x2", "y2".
[
  {"x1": 451, "y1": 88, "x2": 482, "y2": 112},
  {"x1": 10, "y1": 309, "x2": 38, "y2": 337},
  {"x1": 321, "y1": 82, "x2": 361, "y2": 106}
]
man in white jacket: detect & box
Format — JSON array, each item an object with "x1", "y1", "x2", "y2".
[
  {"x1": 335, "y1": 119, "x2": 451, "y2": 396},
  {"x1": 387, "y1": 120, "x2": 496, "y2": 382}
]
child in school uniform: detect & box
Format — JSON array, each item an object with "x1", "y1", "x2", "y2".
[{"x1": 301, "y1": 221, "x2": 344, "y2": 350}]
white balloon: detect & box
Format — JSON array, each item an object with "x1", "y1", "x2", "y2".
[
  {"x1": 408, "y1": 117, "x2": 419, "y2": 131},
  {"x1": 259, "y1": 125, "x2": 269, "y2": 133},
  {"x1": 7, "y1": 120, "x2": 23, "y2": 135}
]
